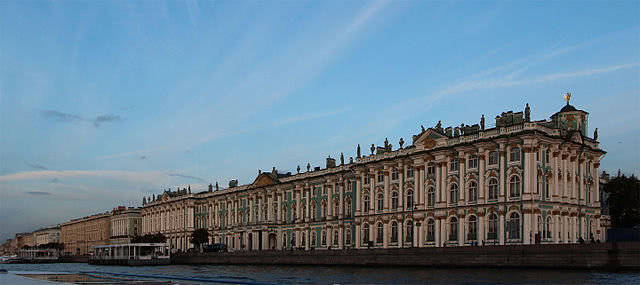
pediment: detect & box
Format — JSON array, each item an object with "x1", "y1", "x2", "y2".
[
  {"x1": 251, "y1": 173, "x2": 279, "y2": 188},
  {"x1": 413, "y1": 128, "x2": 447, "y2": 150}
]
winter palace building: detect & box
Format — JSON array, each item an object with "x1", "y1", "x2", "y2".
[{"x1": 142, "y1": 96, "x2": 605, "y2": 252}]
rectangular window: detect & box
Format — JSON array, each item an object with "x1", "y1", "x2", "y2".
[
  {"x1": 407, "y1": 167, "x2": 414, "y2": 178},
  {"x1": 510, "y1": 147, "x2": 521, "y2": 162},
  {"x1": 469, "y1": 156, "x2": 478, "y2": 169},
  {"x1": 392, "y1": 169, "x2": 399, "y2": 180},
  {"x1": 450, "y1": 157, "x2": 459, "y2": 171},
  {"x1": 427, "y1": 163, "x2": 435, "y2": 175},
  {"x1": 377, "y1": 172, "x2": 384, "y2": 183},
  {"x1": 489, "y1": 151, "x2": 499, "y2": 165}
]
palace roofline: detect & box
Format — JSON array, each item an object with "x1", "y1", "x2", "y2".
[{"x1": 144, "y1": 101, "x2": 604, "y2": 207}]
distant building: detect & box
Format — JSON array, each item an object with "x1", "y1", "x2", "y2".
[
  {"x1": 33, "y1": 226, "x2": 61, "y2": 246},
  {"x1": 109, "y1": 206, "x2": 142, "y2": 244},
  {"x1": 61, "y1": 212, "x2": 111, "y2": 255},
  {"x1": 143, "y1": 97, "x2": 605, "y2": 251}
]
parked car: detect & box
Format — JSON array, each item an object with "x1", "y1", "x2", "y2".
[{"x1": 203, "y1": 243, "x2": 227, "y2": 253}]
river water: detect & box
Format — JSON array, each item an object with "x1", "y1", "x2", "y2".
[{"x1": 2, "y1": 263, "x2": 639, "y2": 284}]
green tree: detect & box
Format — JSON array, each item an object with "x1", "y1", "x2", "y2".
[
  {"x1": 603, "y1": 174, "x2": 640, "y2": 227},
  {"x1": 190, "y1": 229, "x2": 209, "y2": 252}
]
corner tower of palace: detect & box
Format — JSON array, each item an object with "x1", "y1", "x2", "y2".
[{"x1": 142, "y1": 97, "x2": 605, "y2": 252}]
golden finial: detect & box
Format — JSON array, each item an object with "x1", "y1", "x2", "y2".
[{"x1": 564, "y1": 92, "x2": 571, "y2": 105}]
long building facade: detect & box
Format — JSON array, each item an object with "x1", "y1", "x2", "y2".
[{"x1": 142, "y1": 98, "x2": 605, "y2": 252}]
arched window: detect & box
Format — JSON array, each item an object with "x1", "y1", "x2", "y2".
[
  {"x1": 468, "y1": 181, "x2": 478, "y2": 202},
  {"x1": 283, "y1": 232, "x2": 288, "y2": 248},
  {"x1": 510, "y1": 176, "x2": 521, "y2": 198},
  {"x1": 507, "y1": 212, "x2": 521, "y2": 240},
  {"x1": 363, "y1": 195, "x2": 370, "y2": 212},
  {"x1": 406, "y1": 221, "x2": 414, "y2": 243},
  {"x1": 449, "y1": 217, "x2": 458, "y2": 241},
  {"x1": 333, "y1": 199, "x2": 339, "y2": 216},
  {"x1": 406, "y1": 190, "x2": 414, "y2": 209},
  {"x1": 488, "y1": 178, "x2": 499, "y2": 200},
  {"x1": 545, "y1": 177, "x2": 551, "y2": 199},
  {"x1": 376, "y1": 222, "x2": 384, "y2": 243},
  {"x1": 311, "y1": 231, "x2": 316, "y2": 247},
  {"x1": 377, "y1": 193, "x2": 384, "y2": 211},
  {"x1": 391, "y1": 192, "x2": 399, "y2": 210},
  {"x1": 333, "y1": 230, "x2": 339, "y2": 246},
  {"x1": 345, "y1": 228, "x2": 352, "y2": 245},
  {"x1": 345, "y1": 197, "x2": 352, "y2": 217},
  {"x1": 321, "y1": 230, "x2": 326, "y2": 246},
  {"x1": 292, "y1": 232, "x2": 296, "y2": 247},
  {"x1": 468, "y1": 216, "x2": 478, "y2": 241},
  {"x1": 301, "y1": 232, "x2": 306, "y2": 247},
  {"x1": 427, "y1": 187, "x2": 435, "y2": 207},
  {"x1": 546, "y1": 216, "x2": 552, "y2": 240},
  {"x1": 321, "y1": 201, "x2": 327, "y2": 218},
  {"x1": 427, "y1": 219, "x2": 435, "y2": 242},
  {"x1": 510, "y1": 147, "x2": 521, "y2": 162},
  {"x1": 488, "y1": 213, "x2": 498, "y2": 240},
  {"x1": 363, "y1": 224, "x2": 370, "y2": 243},
  {"x1": 391, "y1": 221, "x2": 398, "y2": 242},
  {"x1": 310, "y1": 202, "x2": 317, "y2": 221},
  {"x1": 450, "y1": 184, "x2": 459, "y2": 204}
]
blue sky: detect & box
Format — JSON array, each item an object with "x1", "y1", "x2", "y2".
[{"x1": 1, "y1": 0, "x2": 638, "y2": 242}]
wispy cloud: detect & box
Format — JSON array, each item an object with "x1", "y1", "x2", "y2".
[
  {"x1": 138, "y1": 156, "x2": 147, "y2": 160},
  {"x1": 0, "y1": 170, "x2": 166, "y2": 184},
  {"x1": 436, "y1": 63, "x2": 636, "y2": 97},
  {"x1": 93, "y1": 115, "x2": 122, "y2": 127},
  {"x1": 168, "y1": 173, "x2": 205, "y2": 182},
  {"x1": 41, "y1": 110, "x2": 122, "y2": 128},
  {"x1": 27, "y1": 163, "x2": 48, "y2": 170},
  {"x1": 41, "y1": 110, "x2": 84, "y2": 123},
  {"x1": 25, "y1": 191, "x2": 52, "y2": 196}
]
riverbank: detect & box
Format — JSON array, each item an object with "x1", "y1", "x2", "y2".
[{"x1": 172, "y1": 242, "x2": 640, "y2": 270}]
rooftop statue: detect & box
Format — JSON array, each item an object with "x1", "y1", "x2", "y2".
[
  {"x1": 357, "y1": 144, "x2": 361, "y2": 158},
  {"x1": 370, "y1": 144, "x2": 375, "y2": 155},
  {"x1": 564, "y1": 92, "x2": 571, "y2": 104},
  {"x1": 399, "y1": 137, "x2": 404, "y2": 148},
  {"x1": 594, "y1": 128, "x2": 598, "y2": 141},
  {"x1": 297, "y1": 165, "x2": 301, "y2": 173},
  {"x1": 480, "y1": 115, "x2": 485, "y2": 130},
  {"x1": 340, "y1": 153, "x2": 344, "y2": 165}
]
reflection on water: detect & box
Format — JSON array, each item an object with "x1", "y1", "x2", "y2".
[{"x1": 2, "y1": 263, "x2": 639, "y2": 284}]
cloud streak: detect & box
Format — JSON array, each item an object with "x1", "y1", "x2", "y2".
[
  {"x1": 28, "y1": 163, "x2": 48, "y2": 170},
  {"x1": 25, "y1": 191, "x2": 52, "y2": 196},
  {"x1": 168, "y1": 173, "x2": 205, "y2": 182},
  {"x1": 41, "y1": 110, "x2": 122, "y2": 128}
]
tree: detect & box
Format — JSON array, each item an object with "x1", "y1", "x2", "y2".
[
  {"x1": 603, "y1": 174, "x2": 640, "y2": 227},
  {"x1": 190, "y1": 229, "x2": 209, "y2": 252}
]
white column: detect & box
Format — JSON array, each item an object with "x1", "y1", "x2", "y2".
[
  {"x1": 435, "y1": 218, "x2": 441, "y2": 247},
  {"x1": 499, "y1": 212, "x2": 505, "y2": 245}
]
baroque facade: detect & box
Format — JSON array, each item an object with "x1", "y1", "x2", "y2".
[
  {"x1": 142, "y1": 98, "x2": 605, "y2": 251},
  {"x1": 110, "y1": 206, "x2": 142, "y2": 244}
]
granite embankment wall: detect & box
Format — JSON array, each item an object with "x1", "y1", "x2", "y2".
[
  {"x1": 172, "y1": 242, "x2": 640, "y2": 270},
  {"x1": 61, "y1": 255, "x2": 89, "y2": 263}
]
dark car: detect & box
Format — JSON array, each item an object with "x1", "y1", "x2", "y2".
[{"x1": 203, "y1": 243, "x2": 227, "y2": 253}]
